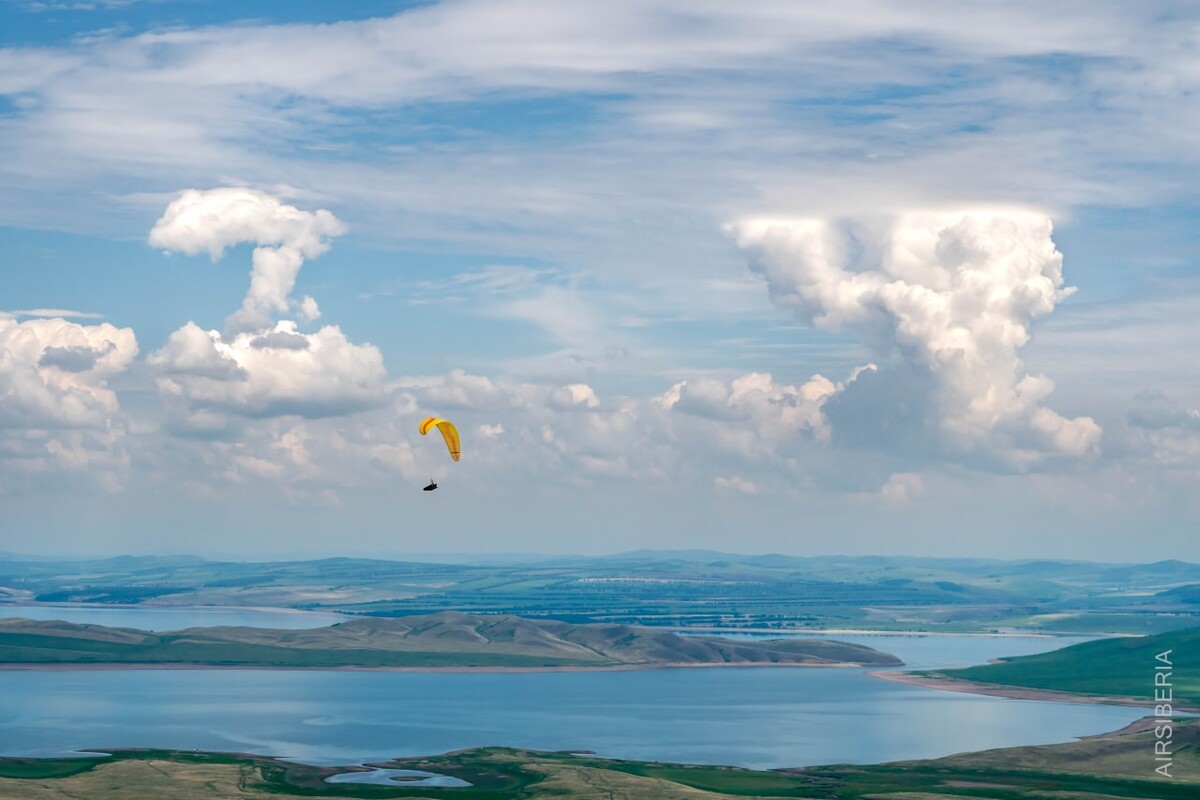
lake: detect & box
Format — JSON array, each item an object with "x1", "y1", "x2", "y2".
[{"x1": 0, "y1": 605, "x2": 1149, "y2": 769}]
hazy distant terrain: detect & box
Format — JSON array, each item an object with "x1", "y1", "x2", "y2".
[
  {"x1": 0, "y1": 719, "x2": 1194, "y2": 798},
  {"x1": 3, "y1": 552, "x2": 1199, "y2": 635},
  {"x1": 0, "y1": 611, "x2": 900, "y2": 669}
]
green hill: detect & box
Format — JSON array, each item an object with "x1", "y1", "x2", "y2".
[
  {"x1": 0, "y1": 612, "x2": 900, "y2": 669},
  {"x1": 938, "y1": 627, "x2": 1199, "y2": 707}
]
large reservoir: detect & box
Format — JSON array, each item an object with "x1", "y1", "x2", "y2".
[{"x1": 0, "y1": 605, "x2": 1147, "y2": 769}]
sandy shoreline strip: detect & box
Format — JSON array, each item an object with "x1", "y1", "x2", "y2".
[
  {"x1": 0, "y1": 660, "x2": 868, "y2": 673},
  {"x1": 868, "y1": 669, "x2": 1200, "y2": 714},
  {"x1": 683, "y1": 628, "x2": 1056, "y2": 637}
]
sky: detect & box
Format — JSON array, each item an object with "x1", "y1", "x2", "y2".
[{"x1": 0, "y1": 0, "x2": 1197, "y2": 560}]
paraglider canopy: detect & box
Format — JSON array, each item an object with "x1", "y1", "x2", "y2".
[{"x1": 419, "y1": 417, "x2": 460, "y2": 461}]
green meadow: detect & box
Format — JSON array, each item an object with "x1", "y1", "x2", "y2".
[{"x1": 937, "y1": 627, "x2": 1200, "y2": 707}]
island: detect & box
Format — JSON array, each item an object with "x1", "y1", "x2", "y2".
[{"x1": 0, "y1": 611, "x2": 901, "y2": 670}]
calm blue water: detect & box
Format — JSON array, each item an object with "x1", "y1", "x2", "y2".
[
  {"x1": 0, "y1": 607, "x2": 1147, "y2": 769},
  {"x1": 0, "y1": 666, "x2": 1144, "y2": 769},
  {"x1": 327, "y1": 768, "x2": 471, "y2": 787}
]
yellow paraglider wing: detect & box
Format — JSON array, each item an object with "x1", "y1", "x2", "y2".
[{"x1": 419, "y1": 416, "x2": 461, "y2": 462}]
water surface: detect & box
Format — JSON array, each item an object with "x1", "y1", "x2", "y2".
[
  {"x1": 0, "y1": 607, "x2": 1148, "y2": 769},
  {"x1": 0, "y1": 659, "x2": 1143, "y2": 769},
  {"x1": 326, "y1": 768, "x2": 471, "y2": 787}
]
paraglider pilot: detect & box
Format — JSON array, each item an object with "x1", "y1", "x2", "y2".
[{"x1": 419, "y1": 416, "x2": 459, "y2": 492}]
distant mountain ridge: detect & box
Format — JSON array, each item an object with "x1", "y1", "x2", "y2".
[
  {"x1": 5, "y1": 552, "x2": 1198, "y2": 636},
  {"x1": 4, "y1": 551, "x2": 1199, "y2": 569},
  {"x1": 0, "y1": 612, "x2": 902, "y2": 669}
]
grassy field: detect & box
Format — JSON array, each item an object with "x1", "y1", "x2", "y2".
[
  {"x1": 0, "y1": 720, "x2": 1195, "y2": 798},
  {"x1": 0, "y1": 613, "x2": 900, "y2": 668},
  {"x1": 935, "y1": 627, "x2": 1200, "y2": 706}
]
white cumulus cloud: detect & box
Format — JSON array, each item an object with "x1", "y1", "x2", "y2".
[
  {"x1": 0, "y1": 315, "x2": 137, "y2": 490},
  {"x1": 552, "y1": 383, "x2": 600, "y2": 409},
  {"x1": 0, "y1": 315, "x2": 137, "y2": 429},
  {"x1": 714, "y1": 475, "x2": 760, "y2": 495},
  {"x1": 732, "y1": 209, "x2": 1101, "y2": 468},
  {"x1": 658, "y1": 368, "x2": 864, "y2": 443},
  {"x1": 148, "y1": 188, "x2": 383, "y2": 430},
  {"x1": 880, "y1": 472, "x2": 926, "y2": 504},
  {"x1": 151, "y1": 320, "x2": 386, "y2": 421},
  {"x1": 149, "y1": 187, "x2": 345, "y2": 333}
]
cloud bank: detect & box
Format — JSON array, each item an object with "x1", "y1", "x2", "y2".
[{"x1": 138, "y1": 197, "x2": 1108, "y2": 503}]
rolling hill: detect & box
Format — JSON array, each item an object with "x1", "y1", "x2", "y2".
[
  {"x1": 0, "y1": 611, "x2": 901, "y2": 669},
  {"x1": 933, "y1": 627, "x2": 1200, "y2": 707}
]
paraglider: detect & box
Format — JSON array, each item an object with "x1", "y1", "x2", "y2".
[
  {"x1": 418, "y1": 416, "x2": 459, "y2": 491},
  {"x1": 419, "y1": 417, "x2": 460, "y2": 461}
]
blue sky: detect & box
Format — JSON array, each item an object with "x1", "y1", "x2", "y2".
[{"x1": 1, "y1": 1, "x2": 1197, "y2": 559}]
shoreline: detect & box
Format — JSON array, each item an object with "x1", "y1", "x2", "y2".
[
  {"x1": 867, "y1": 669, "x2": 1200, "y2": 714},
  {"x1": 0, "y1": 659, "x2": 872, "y2": 674},
  {"x1": 3, "y1": 606, "x2": 1074, "y2": 639},
  {"x1": 681, "y1": 627, "x2": 1056, "y2": 638}
]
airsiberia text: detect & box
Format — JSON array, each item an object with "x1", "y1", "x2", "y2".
[{"x1": 1153, "y1": 649, "x2": 1173, "y2": 779}]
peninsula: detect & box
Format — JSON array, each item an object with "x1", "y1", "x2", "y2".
[
  {"x1": 0, "y1": 611, "x2": 901, "y2": 670},
  {"x1": 873, "y1": 627, "x2": 1199, "y2": 711}
]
